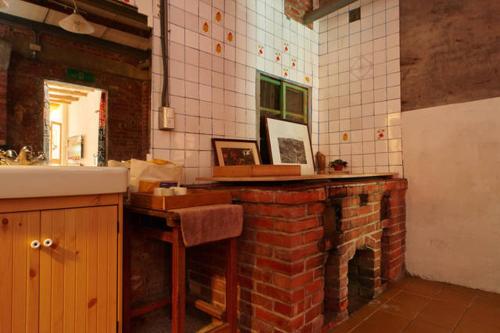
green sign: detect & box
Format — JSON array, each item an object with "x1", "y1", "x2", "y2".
[{"x1": 66, "y1": 68, "x2": 95, "y2": 83}]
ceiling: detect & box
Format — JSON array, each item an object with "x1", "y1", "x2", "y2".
[
  {"x1": 47, "y1": 80, "x2": 96, "y2": 106},
  {"x1": 0, "y1": 0, "x2": 151, "y2": 50}
]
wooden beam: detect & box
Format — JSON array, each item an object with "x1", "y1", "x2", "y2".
[
  {"x1": 20, "y1": 0, "x2": 152, "y2": 38},
  {"x1": 47, "y1": 87, "x2": 88, "y2": 97},
  {"x1": 49, "y1": 94, "x2": 79, "y2": 102},
  {"x1": 47, "y1": 81, "x2": 95, "y2": 92},
  {"x1": 50, "y1": 99, "x2": 71, "y2": 104},
  {"x1": 303, "y1": 0, "x2": 357, "y2": 24}
]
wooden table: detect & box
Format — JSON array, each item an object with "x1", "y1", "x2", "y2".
[{"x1": 123, "y1": 193, "x2": 238, "y2": 333}]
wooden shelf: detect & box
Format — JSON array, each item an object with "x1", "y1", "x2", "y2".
[{"x1": 196, "y1": 173, "x2": 397, "y2": 183}]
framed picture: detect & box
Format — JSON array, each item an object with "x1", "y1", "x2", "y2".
[
  {"x1": 67, "y1": 135, "x2": 84, "y2": 163},
  {"x1": 266, "y1": 118, "x2": 315, "y2": 175},
  {"x1": 212, "y1": 138, "x2": 261, "y2": 166}
]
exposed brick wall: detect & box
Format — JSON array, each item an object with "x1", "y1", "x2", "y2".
[
  {"x1": 285, "y1": 0, "x2": 314, "y2": 24},
  {"x1": 0, "y1": 70, "x2": 6, "y2": 146},
  {"x1": 401, "y1": 0, "x2": 500, "y2": 111},
  {"x1": 182, "y1": 178, "x2": 408, "y2": 332},
  {"x1": 0, "y1": 22, "x2": 150, "y2": 160}
]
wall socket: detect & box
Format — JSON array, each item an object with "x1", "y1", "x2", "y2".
[{"x1": 158, "y1": 106, "x2": 175, "y2": 130}]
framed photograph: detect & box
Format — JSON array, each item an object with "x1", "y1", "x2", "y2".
[
  {"x1": 212, "y1": 138, "x2": 261, "y2": 166},
  {"x1": 67, "y1": 135, "x2": 84, "y2": 163},
  {"x1": 266, "y1": 118, "x2": 315, "y2": 175}
]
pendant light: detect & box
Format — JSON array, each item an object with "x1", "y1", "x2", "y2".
[
  {"x1": 59, "y1": 0, "x2": 95, "y2": 35},
  {"x1": 0, "y1": 0, "x2": 9, "y2": 8}
]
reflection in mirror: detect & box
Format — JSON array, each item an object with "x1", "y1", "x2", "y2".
[{"x1": 43, "y1": 80, "x2": 107, "y2": 166}]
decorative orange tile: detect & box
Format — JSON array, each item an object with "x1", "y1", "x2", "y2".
[
  {"x1": 283, "y1": 42, "x2": 289, "y2": 52},
  {"x1": 226, "y1": 31, "x2": 234, "y2": 43},
  {"x1": 342, "y1": 132, "x2": 349, "y2": 142},
  {"x1": 376, "y1": 128, "x2": 385, "y2": 140},
  {"x1": 282, "y1": 67, "x2": 289, "y2": 78},
  {"x1": 202, "y1": 21, "x2": 209, "y2": 33},
  {"x1": 258, "y1": 45, "x2": 264, "y2": 56},
  {"x1": 275, "y1": 52, "x2": 281, "y2": 62},
  {"x1": 215, "y1": 11, "x2": 222, "y2": 23},
  {"x1": 291, "y1": 58, "x2": 297, "y2": 69},
  {"x1": 214, "y1": 42, "x2": 223, "y2": 55}
]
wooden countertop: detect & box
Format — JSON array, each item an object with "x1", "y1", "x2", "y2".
[{"x1": 196, "y1": 172, "x2": 397, "y2": 183}]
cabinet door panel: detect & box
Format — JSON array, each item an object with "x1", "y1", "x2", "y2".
[
  {"x1": 40, "y1": 206, "x2": 118, "y2": 333},
  {"x1": 0, "y1": 211, "x2": 40, "y2": 333}
]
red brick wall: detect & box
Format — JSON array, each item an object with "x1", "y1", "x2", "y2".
[
  {"x1": 401, "y1": 0, "x2": 500, "y2": 111},
  {"x1": 0, "y1": 23, "x2": 150, "y2": 160},
  {"x1": 183, "y1": 179, "x2": 408, "y2": 333},
  {"x1": 285, "y1": 0, "x2": 314, "y2": 24},
  {"x1": 0, "y1": 69, "x2": 6, "y2": 145}
]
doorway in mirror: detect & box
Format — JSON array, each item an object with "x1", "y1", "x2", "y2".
[{"x1": 43, "y1": 80, "x2": 107, "y2": 166}]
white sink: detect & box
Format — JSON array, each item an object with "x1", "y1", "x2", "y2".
[{"x1": 0, "y1": 166, "x2": 128, "y2": 199}]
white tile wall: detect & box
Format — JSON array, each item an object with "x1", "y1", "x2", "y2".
[
  {"x1": 317, "y1": 0, "x2": 402, "y2": 175},
  {"x1": 137, "y1": 0, "x2": 402, "y2": 183},
  {"x1": 137, "y1": 0, "x2": 320, "y2": 184}
]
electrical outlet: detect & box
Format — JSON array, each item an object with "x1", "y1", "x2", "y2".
[{"x1": 158, "y1": 106, "x2": 175, "y2": 130}]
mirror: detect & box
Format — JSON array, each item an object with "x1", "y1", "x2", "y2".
[
  {"x1": 44, "y1": 80, "x2": 107, "y2": 166},
  {"x1": 0, "y1": 1, "x2": 152, "y2": 165}
]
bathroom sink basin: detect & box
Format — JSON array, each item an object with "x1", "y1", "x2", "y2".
[{"x1": 0, "y1": 166, "x2": 128, "y2": 199}]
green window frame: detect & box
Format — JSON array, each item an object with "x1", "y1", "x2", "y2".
[
  {"x1": 259, "y1": 74, "x2": 309, "y2": 125},
  {"x1": 257, "y1": 73, "x2": 310, "y2": 164}
]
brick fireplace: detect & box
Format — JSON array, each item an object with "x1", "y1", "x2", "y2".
[{"x1": 181, "y1": 178, "x2": 408, "y2": 332}]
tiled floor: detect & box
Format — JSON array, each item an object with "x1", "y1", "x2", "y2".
[{"x1": 331, "y1": 277, "x2": 500, "y2": 333}]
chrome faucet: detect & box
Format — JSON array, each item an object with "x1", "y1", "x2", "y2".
[{"x1": 0, "y1": 146, "x2": 47, "y2": 165}]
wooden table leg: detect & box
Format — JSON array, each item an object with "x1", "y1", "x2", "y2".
[
  {"x1": 172, "y1": 227, "x2": 186, "y2": 333},
  {"x1": 226, "y1": 238, "x2": 238, "y2": 333},
  {"x1": 122, "y1": 211, "x2": 133, "y2": 333}
]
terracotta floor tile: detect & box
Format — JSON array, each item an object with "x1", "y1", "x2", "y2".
[
  {"x1": 328, "y1": 277, "x2": 500, "y2": 333},
  {"x1": 402, "y1": 277, "x2": 445, "y2": 297},
  {"x1": 327, "y1": 301, "x2": 382, "y2": 333},
  {"x1": 350, "y1": 310, "x2": 410, "y2": 333},
  {"x1": 434, "y1": 284, "x2": 478, "y2": 307},
  {"x1": 376, "y1": 283, "x2": 405, "y2": 303},
  {"x1": 454, "y1": 318, "x2": 500, "y2": 333},
  {"x1": 460, "y1": 301, "x2": 500, "y2": 330},
  {"x1": 475, "y1": 290, "x2": 500, "y2": 308},
  {"x1": 402, "y1": 320, "x2": 451, "y2": 333},
  {"x1": 380, "y1": 291, "x2": 430, "y2": 320},
  {"x1": 415, "y1": 299, "x2": 467, "y2": 329}
]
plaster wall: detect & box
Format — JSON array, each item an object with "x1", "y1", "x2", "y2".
[{"x1": 403, "y1": 97, "x2": 500, "y2": 293}]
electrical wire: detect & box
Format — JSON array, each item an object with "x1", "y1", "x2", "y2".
[{"x1": 159, "y1": 0, "x2": 169, "y2": 107}]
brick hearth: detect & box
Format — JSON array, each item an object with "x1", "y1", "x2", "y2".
[{"x1": 185, "y1": 178, "x2": 408, "y2": 333}]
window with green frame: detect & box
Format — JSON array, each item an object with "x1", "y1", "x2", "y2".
[
  {"x1": 259, "y1": 74, "x2": 309, "y2": 124},
  {"x1": 258, "y1": 74, "x2": 310, "y2": 163}
]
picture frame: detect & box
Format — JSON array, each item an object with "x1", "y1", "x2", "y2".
[
  {"x1": 212, "y1": 138, "x2": 262, "y2": 166},
  {"x1": 67, "y1": 135, "x2": 84, "y2": 163},
  {"x1": 265, "y1": 118, "x2": 315, "y2": 175}
]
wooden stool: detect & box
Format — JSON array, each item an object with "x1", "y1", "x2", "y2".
[{"x1": 123, "y1": 205, "x2": 238, "y2": 333}]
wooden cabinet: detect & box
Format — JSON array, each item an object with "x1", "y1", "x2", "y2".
[{"x1": 0, "y1": 194, "x2": 122, "y2": 333}]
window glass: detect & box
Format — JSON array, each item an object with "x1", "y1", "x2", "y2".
[{"x1": 258, "y1": 74, "x2": 310, "y2": 163}]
